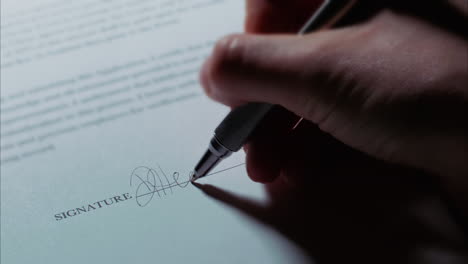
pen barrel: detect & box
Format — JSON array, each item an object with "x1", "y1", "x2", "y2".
[
  {"x1": 214, "y1": 103, "x2": 274, "y2": 152},
  {"x1": 299, "y1": 0, "x2": 358, "y2": 34}
]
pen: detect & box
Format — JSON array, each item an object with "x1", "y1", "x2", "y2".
[{"x1": 191, "y1": 0, "x2": 358, "y2": 181}]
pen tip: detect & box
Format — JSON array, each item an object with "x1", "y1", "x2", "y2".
[{"x1": 190, "y1": 172, "x2": 199, "y2": 182}]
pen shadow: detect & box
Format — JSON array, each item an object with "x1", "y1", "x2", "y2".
[{"x1": 193, "y1": 158, "x2": 468, "y2": 263}]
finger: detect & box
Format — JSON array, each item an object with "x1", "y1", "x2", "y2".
[
  {"x1": 200, "y1": 29, "x2": 362, "y2": 124},
  {"x1": 245, "y1": 106, "x2": 299, "y2": 183},
  {"x1": 245, "y1": 0, "x2": 324, "y2": 33},
  {"x1": 280, "y1": 120, "x2": 358, "y2": 187}
]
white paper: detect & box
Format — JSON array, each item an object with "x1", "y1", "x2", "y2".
[{"x1": 0, "y1": 1, "x2": 309, "y2": 263}]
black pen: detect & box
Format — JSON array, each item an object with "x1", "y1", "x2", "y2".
[{"x1": 191, "y1": 0, "x2": 358, "y2": 181}]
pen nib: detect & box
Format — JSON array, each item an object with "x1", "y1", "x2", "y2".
[{"x1": 190, "y1": 172, "x2": 199, "y2": 183}]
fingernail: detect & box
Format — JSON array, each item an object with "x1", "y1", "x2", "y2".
[
  {"x1": 200, "y1": 56, "x2": 214, "y2": 96},
  {"x1": 218, "y1": 34, "x2": 240, "y2": 53}
]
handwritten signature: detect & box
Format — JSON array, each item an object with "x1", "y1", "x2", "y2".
[
  {"x1": 129, "y1": 166, "x2": 192, "y2": 207},
  {"x1": 129, "y1": 163, "x2": 246, "y2": 207}
]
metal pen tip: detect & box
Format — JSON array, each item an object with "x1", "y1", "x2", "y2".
[
  {"x1": 192, "y1": 137, "x2": 233, "y2": 182},
  {"x1": 192, "y1": 150, "x2": 224, "y2": 182},
  {"x1": 190, "y1": 172, "x2": 200, "y2": 182}
]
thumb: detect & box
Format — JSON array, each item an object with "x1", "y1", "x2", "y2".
[{"x1": 200, "y1": 28, "x2": 363, "y2": 123}]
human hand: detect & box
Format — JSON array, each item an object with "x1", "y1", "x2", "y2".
[{"x1": 200, "y1": 1, "x2": 468, "y2": 191}]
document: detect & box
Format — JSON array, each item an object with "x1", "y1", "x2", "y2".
[{"x1": 1, "y1": 0, "x2": 309, "y2": 263}]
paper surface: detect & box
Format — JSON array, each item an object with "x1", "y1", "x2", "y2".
[{"x1": 0, "y1": 0, "x2": 309, "y2": 263}]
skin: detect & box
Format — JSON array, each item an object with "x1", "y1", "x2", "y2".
[{"x1": 200, "y1": 0, "x2": 468, "y2": 218}]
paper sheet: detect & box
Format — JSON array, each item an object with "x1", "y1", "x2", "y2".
[{"x1": 0, "y1": 0, "x2": 309, "y2": 263}]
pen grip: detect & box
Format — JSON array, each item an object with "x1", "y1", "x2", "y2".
[{"x1": 214, "y1": 103, "x2": 274, "y2": 152}]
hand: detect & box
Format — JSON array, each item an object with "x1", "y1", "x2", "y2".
[{"x1": 200, "y1": 0, "x2": 468, "y2": 209}]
